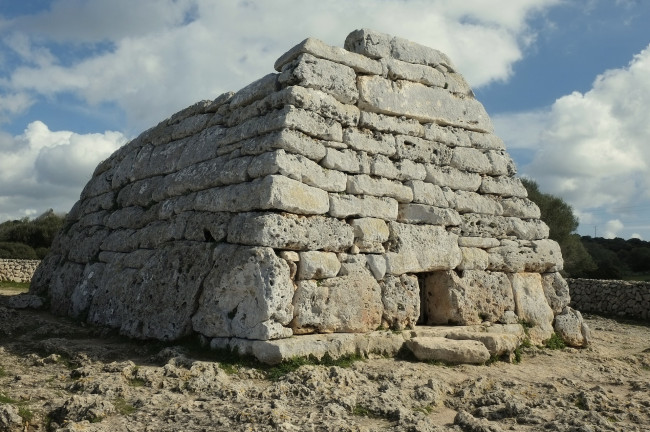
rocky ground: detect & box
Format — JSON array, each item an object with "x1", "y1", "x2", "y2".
[{"x1": 0, "y1": 291, "x2": 649, "y2": 432}]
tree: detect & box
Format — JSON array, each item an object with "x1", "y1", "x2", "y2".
[
  {"x1": 0, "y1": 210, "x2": 66, "y2": 259},
  {"x1": 520, "y1": 178, "x2": 596, "y2": 277}
]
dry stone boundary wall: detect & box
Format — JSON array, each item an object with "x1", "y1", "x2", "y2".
[
  {"x1": 29, "y1": 29, "x2": 588, "y2": 350},
  {"x1": 568, "y1": 278, "x2": 650, "y2": 320},
  {"x1": 0, "y1": 259, "x2": 41, "y2": 283}
]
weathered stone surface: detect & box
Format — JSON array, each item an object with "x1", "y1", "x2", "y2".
[
  {"x1": 457, "y1": 247, "x2": 489, "y2": 271},
  {"x1": 406, "y1": 337, "x2": 490, "y2": 364},
  {"x1": 321, "y1": 148, "x2": 362, "y2": 173},
  {"x1": 292, "y1": 267, "x2": 382, "y2": 334},
  {"x1": 445, "y1": 331, "x2": 523, "y2": 356},
  {"x1": 454, "y1": 191, "x2": 503, "y2": 216},
  {"x1": 424, "y1": 123, "x2": 471, "y2": 147},
  {"x1": 371, "y1": 155, "x2": 427, "y2": 181},
  {"x1": 397, "y1": 203, "x2": 461, "y2": 226},
  {"x1": 329, "y1": 194, "x2": 398, "y2": 220},
  {"x1": 407, "y1": 180, "x2": 452, "y2": 208},
  {"x1": 350, "y1": 217, "x2": 389, "y2": 253},
  {"x1": 194, "y1": 175, "x2": 330, "y2": 215},
  {"x1": 554, "y1": 306, "x2": 590, "y2": 347},
  {"x1": 279, "y1": 53, "x2": 359, "y2": 105},
  {"x1": 248, "y1": 149, "x2": 346, "y2": 192},
  {"x1": 239, "y1": 129, "x2": 327, "y2": 161},
  {"x1": 380, "y1": 274, "x2": 420, "y2": 330},
  {"x1": 450, "y1": 147, "x2": 491, "y2": 173},
  {"x1": 458, "y1": 236, "x2": 501, "y2": 248},
  {"x1": 358, "y1": 75, "x2": 492, "y2": 132},
  {"x1": 461, "y1": 215, "x2": 550, "y2": 241},
  {"x1": 423, "y1": 270, "x2": 515, "y2": 325},
  {"x1": 192, "y1": 244, "x2": 293, "y2": 340},
  {"x1": 384, "y1": 222, "x2": 461, "y2": 275},
  {"x1": 275, "y1": 36, "x2": 382, "y2": 74},
  {"x1": 510, "y1": 273, "x2": 554, "y2": 345},
  {"x1": 229, "y1": 73, "x2": 278, "y2": 109},
  {"x1": 358, "y1": 111, "x2": 424, "y2": 137},
  {"x1": 297, "y1": 251, "x2": 341, "y2": 280},
  {"x1": 366, "y1": 254, "x2": 387, "y2": 280},
  {"x1": 227, "y1": 212, "x2": 354, "y2": 252},
  {"x1": 425, "y1": 165, "x2": 482, "y2": 191},
  {"x1": 488, "y1": 239, "x2": 563, "y2": 273},
  {"x1": 347, "y1": 174, "x2": 413, "y2": 202},
  {"x1": 395, "y1": 135, "x2": 453, "y2": 165},
  {"x1": 343, "y1": 128, "x2": 396, "y2": 155},
  {"x1": 542, "y1": 272, "x2": 571, "y2": 314},
  {"x1": 480, "y1": 176, "x2": 528, "y2": 197},
  {"x1": 383, "y1": 57, "x2": 446, "y2": 88},
  {"x1": 501, "y1": 197, "x2": 541, "y2": 219}
]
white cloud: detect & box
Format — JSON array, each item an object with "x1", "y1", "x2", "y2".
[
  {"x1": 1, "y1": 0, "x2": 559, "y2": 133},
  {"x1": 603, "y1": 219, "x2": 624, "y2": 239},
  {"x1": 0, "y1": 121, "x2": 126, "y2": 219}
]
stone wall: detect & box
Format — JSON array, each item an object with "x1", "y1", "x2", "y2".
[
  {"x1": 568, "y1": 278, "x2": 650, "y2": 320},
  {"x1": 0, "y1": 259, "x2": 41, "y2": 283}
]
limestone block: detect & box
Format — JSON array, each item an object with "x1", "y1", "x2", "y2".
[
  {"x1": 47, "y1": 261, "x2": 86, "y2": 316},
  {"x1": 542, "y1": 272, "x2": 571, "y2": 314},
  {"x1": 350, "y1": 217, "x2": 389, "y2": 253},
  {"x1": 450, "y1": 147, "x2": 491, "y2": 174},
  {"x1": 358, "y1": 111, "x2": 424, "y2": 137},
  {"x1": 480, "y1": 176, "x2": 528, "y2": 198},
  {"x1": 99, "y1": 229, "x2": 139, "y2": 253},
  {"x1": 116, "y1": 176, "x2": 163, "y2": 208},
  {"x1": 395, "y1": 135, "x2": 453, "y2": 165},
  {"x1": 321, "y1": 148, "x2": 361, "y2": 173},
  {"x1": 357, "y1": 75, "x2": 493, "y2": 133},
  {"x1": 461, "y1": 215, "x2": 550, "y2": 241},
  {"x1": 192, "y1": 244, "x2": 294, "y2": 340},
  {"x1": 406, "y1": 337, "x2": 490, "y2": 364},
  {"x1": 445, "y1": 72, "x2": 474, "y2": 96},
  {"x1": 329, "y1": 194, "x2": 398, "y2": 220},
  {"x1": 279, "y1": 53, "x2": 359, "y2": 105},
  {"x1": 343, "y1": 128, "x2": 396, "y2": 156},
  {"x1": 78, "y1": 191, "x2": 116, "y2": 218},
  {"x1": 69, "y1": 262, "x2": 105, "y2": 319},
  {"x1": 454, "y1": 190, "x2": 503, "y2": 216},
  {"x1": 468, "y1": 131, "x2": 505, "y2": 150},
  {"x1": 488, "y1": 240, "x2": 562, "y2": 273},
  {"x1": 423, "y1": 270, "x2": 515, "y2": 325},
  {"x1": 380, "y1": 274, "x2": 420, "y2": 330},
  {"x1": 240, "y1": 129, "x2": 327, "y2": 162},
  {"x1": 366, "y1": 254, "x2": 387, "y2": 280},
  {"x1": 220, "y1": 105, "x2": 342, "y2": 147},
  {"x1": 445, "y1": 331, "x2": 522, "y2": 356},
  {"x1": 138, "y1": 138, "x2": 186, "y2": 179},
  {"x1": 510, "y1": 273, "x2": 554, "y2": 345},
  {"x1": 347, "y1": 174, "x2": 413, "y2": 203},
  {"x1": 425, "y1": 165, "x2": 482, "y2": 192},
  {"x1": 501, "y1": 197, "x2": 541, "y2": 219},
  {"x1": 194, "y1": 175, "x2": 330, "y2": 215},
  {"x1": 458, "y1": 237, "x2": 501, "y2": 248},
  {"x1": 66, "y1": 227, "x2": 110, "y2": 264},
  {"x1": 291, "y1": 269, "x2": 383, "y2": 334},
  {"x1": 397, "y1": 203, "x2": 461, "y2": 226},
  {"x1": 229, "y1": 73, "x2": 278, "y2": 109},
  {"x1": 175, "y1": 125, "x2": 226, "y2": 169},
  {"x1": 182, "y1": 211, "x2": 232, "y2": 243},
  {"x1": 371, "y1": 155, "x2": 427, "y2": 181},
  {"x1": 554, "y1": 306, "x2": 590, "y2": 347},
  {"x1": 169, "y1": 113, "x2": 211, "y2": 141},
  {"x1": 423, "y1": 123, "x2": 471, "y2": 147},
  {"x1": 274, "y1": 36, "x2": 382, "y2": 74},
  {"x1": 383, "y1": 57, "x2": 446, "y2": 88},
  {"x1": 345, "y1": 29, "x2": 456, "y2": 71},
  {"x1": 297, "y1": 251, "x2": 341, "y2": 280},
  {"x1": 457, "y1": 247, "x2": 489, "y2": 271},
  {"x1": 406, "y1": 180, "x2": 452, "y2": 207},
  {"x1": 248, "y1": 150, "x2": 346, "y2": 192},
  {"x1": 227, "y1": 212, "x2": 354, "y2": 252},
  {"x1": 485, "y1": 150, "x2": 516, "y2": 176},
  {"x1": 384, "y1": 222, "x2": 461, "y2": 275}
]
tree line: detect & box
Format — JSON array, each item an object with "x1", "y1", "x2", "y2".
[{"x1": 0, "y1": 209, "x2": 66, "y2": 259}]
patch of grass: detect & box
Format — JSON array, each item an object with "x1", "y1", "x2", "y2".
[
  {"x1": 218, "y1": 363, "x2": 238, "y2": 375},
  {"x1": 513, "y1": 347, "x2": 522, "y2": 364},
  {"x1": 485, "y1": 354, "x2": 500, "y2": 366},
  {"x1": 573, "y1": 396, "x2": 588, "y2": 411},
  {"x1": 0, "y1": 281, "x2": 30, "y2": 292},
  {"x1": 113, "y1": 398, "x2": 137, "y2": 415},
  {"x1": 545, "y1": 333, "x2": 566, "y2": 350},
  {"x1": 18, "y1": 406, "x2": 34, "y2": 423},
  {"x1": 351, "y1": 404, "x2": 375, "y2": 417},
  {"x1": 0, "y1": 366, "x2": 8, "y2": 377},
  {"x1": 0, "y1": 393, "x2": 18, "y2": 404},
  {"x1": 89, "y1": 416, "x2": 104, "y2": 423},
  {"x1": 128, "y1": 377, "x2": 147, "y2": 387},
  {"x1": 641, "y1": 365, "x2": 650, "y2": 372},
  {"x1": 413, "y1": 405, "x2": 434, "y2": 415}
]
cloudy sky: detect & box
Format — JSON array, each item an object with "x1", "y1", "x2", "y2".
[{"x1": 1, "y1": 0, "x2": 649, "y2": 240}]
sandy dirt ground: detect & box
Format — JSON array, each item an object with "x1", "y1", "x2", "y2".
[{"x1": 1, "y1": 291, "x2": 649, "y2": 432}]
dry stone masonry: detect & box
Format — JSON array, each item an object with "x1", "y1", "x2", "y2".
[
  {"x1": 30, "y1": 29, "x2": 589, "y2": 361},
  {"x1": 0, "y1": 259, "x2": 41, "y2": 283},
  {"x1": 569, "y1": 278, "x2": 650, "y2": 321}
]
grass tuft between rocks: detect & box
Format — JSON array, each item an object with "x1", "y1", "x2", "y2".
[{"x1": 545, "y1": 333, "x2": 566, "y2": 350}]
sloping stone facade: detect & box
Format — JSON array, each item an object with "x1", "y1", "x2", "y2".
[{"x1": 30, "y1": 29, "x2": 586, "y2": 349}]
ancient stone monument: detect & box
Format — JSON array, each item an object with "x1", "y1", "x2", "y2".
[{"x1": 30, "y1": 29, "x2": 589, "y2": 362}]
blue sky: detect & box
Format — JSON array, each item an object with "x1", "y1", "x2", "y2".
[{"x1": 1, "y1": 0, "x2": 649, "y2": 240}]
